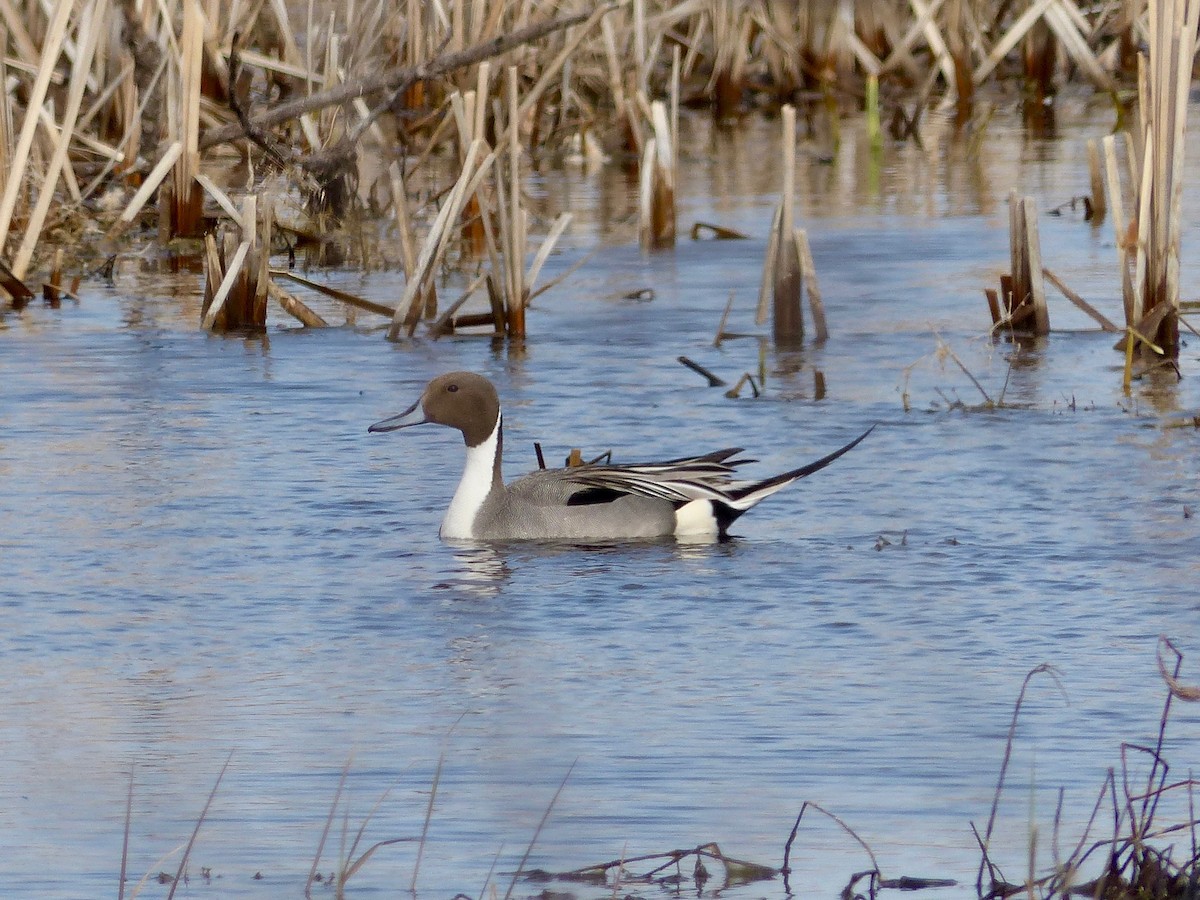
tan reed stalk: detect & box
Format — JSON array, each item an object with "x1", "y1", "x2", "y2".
[
  {"x1": 388, "y1": 140, "x2": 495, "y2": 339},
  {"x1": 973, "y1": 0, "x2": 1055, "y2": 84},
  {"x1": 1132, "y1": 0, "x2": 1200, "y2": 357},
  {"x1": 267, "y1": 279, "x2": 327, "y2": 326},
  {"x1": 492, "y1": 5, "x2": 611, "y2": 153},
  {"x1": 429, "y1": 272, "x2": 488, "y2": 337},
  {"x1": 506, "y1": 64, "x2": 525, "y2": 335},
  {"x1": 670, "y1": 42, "x2": 680, "y2": 158},
  {"x1": 1004, "y1": 192, "x2": 1050, "y2": 333},
  {"x1": 237, "y1": 194, "x2": 268, "y2": 328},
  {"x1": 202, "y1": 238, "x2": 251, "y2": 330},
  {"x1": 1042, "y1": 267, "x2": 1120, "y2": 331},
  {"x1": 0, "y1": 29, "x2": 10, "y2": 190},
  {"x1": 404, "y1": 0, "x2": 425, "y2": 107},
  {"x1": 388, "y1": 161, "x2": 434, "y2": 316},
  {"x1": 44, "y1": 248, "x2": 63, "y2": 305},
  {"x1": 633, "y1": 0, "x2": 647, "y2": 95},
  {"x1": 795, "y1": 229, "x2": 828, "y2": 341},
  {"x1": 83, "y1": 49, "x2": 167, "y2": 198},
  {"x1": 1086, "y1": 138, "x2": 1106, "y2": 218},
  {"x1": 271, "y1": 269, "x2": 396, "y2": 317},
  {"x1": 194, "y1": 173, "x2": 240, "y2": 221},
  {"x1": 0, "y1": 0, "x2": 41, "y2": 66},
  {"x1": 1102, "y1": 132, "x2": 1136, "y2": 324},
  {"x1": 454, "y1": 62, "x2": 490, "y2": 259},
  {"x1": 0, "y1": 0, "x2": 75, "y2": 254},
  {"x1": 638, "y1": 100, "x2": 675, "y2": 250},
  {"x1": 714, "y1": 292, "x2": 736, "y2": 346},
  {"x1": 881, "y1": 0, "x2": 945, "y2": 78},
  {"x1": 756, "y1": 204, "x2": 782, "y2": 326},
  {"x1": 13, "y1": 0, "x2": 106, "y2": 279},
  {"x1": 709, "y1": 0, "x2": 747, "y2": 115},
  {"x1": 33, "y1": 107, "x2": 82, "y2": 203},
  {"x1": 771, "y1": 104, "x2": 803, "y2": 342},
  {"x1": 105, "y1": 141, "x2": 183, "y2": 242},
  {"x1": 319, "y1": 20, "x2": 341, "y2": 142},
  {"x1": 166, "y1": 0, "x2": 205, "y2": 238}
]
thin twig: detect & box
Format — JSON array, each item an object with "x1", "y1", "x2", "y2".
[
  {"x1": 166, "y1": 752, "x2": 233, "y2": 900},
  {"x1": 503, "y1": 761, "x2": 576, "y2": 900}
]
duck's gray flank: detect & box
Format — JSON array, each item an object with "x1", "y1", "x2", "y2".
[{"x1": 369, "y1": 372, "x2": 873, "y2": 541}]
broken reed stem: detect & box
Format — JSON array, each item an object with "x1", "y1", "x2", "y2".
[
  {"x1": 1002, "y1": 192, "x2": 1050, "y2": 334},
  {"x1": 1103, "y1": 132, "x2": 1137, "y2": 325},
  {"x1": 267, "y1": 279, "x2": 327, "y2": 326},
  {"x1": 388, "y1": 140, "x2": 495, "y2": 340},
  {"x1": 714, "y1": 291, "x2": 735, "y2": 345},
  {"x1": 756, "y1": 204, "x2": 782, "y2": 326},
  {"x1": 639, "y1": 100, "x2": 675, "y2": 250},
  {"x1": 772, "y1": 104, "x2": 803, "y2": 343},
  {"x1": 1042, "y1": 267, "x2": 1120, "y2": 331},
  {"x1": 976, "y1": 664, "x2": 1065, "y2": 892},
  {"x1": 168, "y1": 0, "x2": 205, "y2": 239},
  {"x1": 272, "y1": 269, "x2": 396, "y2": 318},
  {"x1": 1132, "y1": 0, "x2": 1199, "y2": 358},
  {"x1": 502, "y1": 762, "x2": 576, "y2": 900},
  {"x1": 795, "y1": 229, "x2": 828, "y2": 341},
  {"x1": 507, "y1": 64, "x2": 526, "y2": 336},
  {"x1": 0, "y1": 0, "x2": 75, "y2": 253},
  {"x1": 1087, "y1": 138, "x2": 1107, "y2": 218},
  {"x1": 201, "y1": 6, "x2": 610, "y2": 150},
  {"x1": 165, "y1": 752, "x2": 233, "y2": 900},
  {"x1": 201, "y1": 239, "x2": 251, "y2": 330},
  {"x1": 12, "y1": 0, "x2": 105, "y2": 280}
]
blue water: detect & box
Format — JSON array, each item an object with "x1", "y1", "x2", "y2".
[{"x1": 2, "y1": 106, "x2": 1200, "y2": 899}]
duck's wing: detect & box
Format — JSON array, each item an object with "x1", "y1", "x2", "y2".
[
  {"x1": 508, "y1": 449, "x2": 754, "y2": 508},
  {"x1": 516, "y1": 427, "x2": 872, "y2": 511}
]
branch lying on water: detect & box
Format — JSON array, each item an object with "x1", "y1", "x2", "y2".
[{"x1": 542, "y1": 841, "x2": 776, "y2": 889}]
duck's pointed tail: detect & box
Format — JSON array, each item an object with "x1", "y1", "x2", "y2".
[{"x1": 718, "y1": 424, "x2": 875, "y2": 525}]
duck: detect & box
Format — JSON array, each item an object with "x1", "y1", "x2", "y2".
[{"x1": 368, "y1": 372, "x2": 872, "y2": 541}]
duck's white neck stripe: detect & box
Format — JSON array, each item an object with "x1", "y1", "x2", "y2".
[{"x1": 440, "y1": 415, "x2": 502, "y2": 539}]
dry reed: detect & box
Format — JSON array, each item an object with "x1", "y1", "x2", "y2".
[{"x1": 0, "y1": 0, "x2": 1183, "y2": 353}]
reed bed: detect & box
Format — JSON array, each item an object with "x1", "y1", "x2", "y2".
[{"x1": 0, "y1": 0, "x2": 1185, "y2": 346}]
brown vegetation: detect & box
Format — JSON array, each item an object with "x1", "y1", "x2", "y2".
[{"x1": 0, "y1": 0, "x2": 1188, "y2": 353}]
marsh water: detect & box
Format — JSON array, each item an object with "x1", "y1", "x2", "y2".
[{"x1": 3, "y1": 97, "x2": 1200, "y2": 899}]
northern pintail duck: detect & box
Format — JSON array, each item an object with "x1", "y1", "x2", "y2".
[{"x1": 369, "y1": 372, "x2": 872, "y2": 541}]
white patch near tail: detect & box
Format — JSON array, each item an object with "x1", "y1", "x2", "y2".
[
  {"x1": 673, "y1": 499, "x2": 719, "y2": 536},
  {"x1": 440, "y1": 420, "x2": 500, "y2": 539}
]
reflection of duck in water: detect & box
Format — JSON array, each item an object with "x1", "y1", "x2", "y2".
[{"x1": 370, "y1": 372, "x2": 872, "y2": 542}]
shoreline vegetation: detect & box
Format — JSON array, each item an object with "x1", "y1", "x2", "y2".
[
  {"x1": 121, "y1": 638, "x2": 1199, "y2": 900},
  {"x1": 0, "y1": 0, "x2": 1195, "y2": 369}
]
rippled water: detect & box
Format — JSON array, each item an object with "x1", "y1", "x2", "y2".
[{"x1": 3, "y1": 102, "x2": 1200, "y2": 899}]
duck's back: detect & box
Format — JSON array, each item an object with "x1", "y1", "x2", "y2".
[{"x1": 473, "y1": 467, "x2": 680, "y2": 540}]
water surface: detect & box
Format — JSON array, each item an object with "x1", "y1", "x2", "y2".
[{"x1": 2, "y1": 102, "x2": 1200, "y2": 899}]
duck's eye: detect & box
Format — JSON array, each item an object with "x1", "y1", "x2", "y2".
[{"x1": 447, "y1": 384, "x2": 459, "y2": 393}]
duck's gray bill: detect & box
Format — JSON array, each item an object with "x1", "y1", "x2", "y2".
[{"x1": 368, "y1": 399, "x2": 424, "y2": 433}]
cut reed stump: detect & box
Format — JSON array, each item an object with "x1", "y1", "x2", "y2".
[
  {"x1": 201, "y1": 197, "x2": 269, "y2": 332},
  {"x1": 163, "y1": 0, "x2": 206, "y2": 240},
  {"x1": 756, "y1": 105, "x2": 828, "y2": 345},
  {"x1": 985, "y1": 193, "x2": 1049, "y2": 334},
  {"x1": 1127, "y1": 0, "x2": 1200, "y2": 359},
  {"x1": 639, "y1": 100, "x2": 675, "y2": 250}
]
